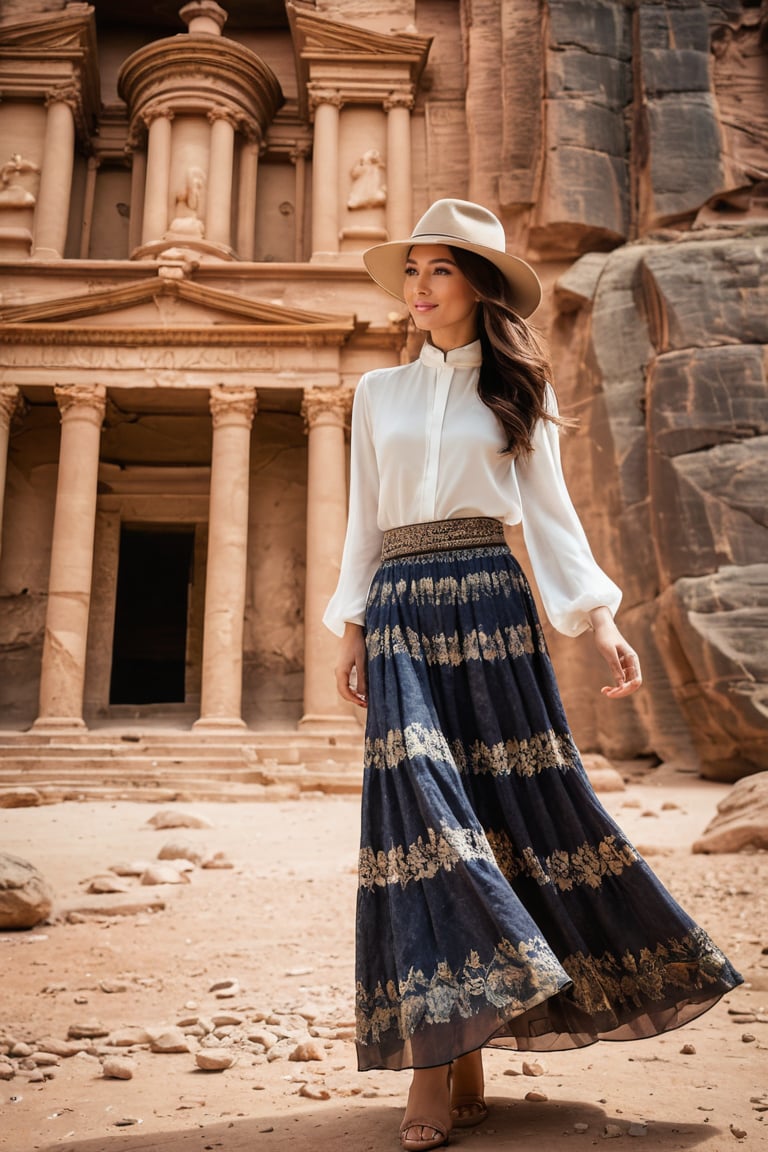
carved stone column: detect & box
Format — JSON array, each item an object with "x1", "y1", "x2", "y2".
[
  {"x1": 309, "y1": 88, "x2": 343, "y2": 257},
  {"x1": 290, "y1": 142, "x2": 311, "y2": 262},
  {"x1": 236, "y1": 126, "x2": 261, "y2": 260},
  {"x1": 384, "y1": 89, "x2": 415, "y2": 241},
  {"x1": 206, "y1": 107, "x2": 237, "y2": 249},
  {"x1": 141, "y1": 105, "x2": 174, "y2": 245},
  {"x1": 300, "y1": 386, "x2": 356, "y2": 730},
  {"x1": 0, "y1": 386, "x2": 19, "y2": 559},
  {"x1": 127, "y1": 145, "x2": 147, "y2": 254},
  {"x1": 34, "y1": 384, "x2": 106, "y2": 731},
  {"x1": 32, "y1": 89, "x2": 77, "y2": 259},
  {"x1": 194, "y1": 385, "x2": 257, "y2": 730}
]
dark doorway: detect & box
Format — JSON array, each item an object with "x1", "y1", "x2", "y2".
[{"x1": 110, "y1": 526, "x2": 195, "y2": 705}]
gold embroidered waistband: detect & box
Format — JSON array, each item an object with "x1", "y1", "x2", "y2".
[{"x1": 381, "y1": 517, "x2": 506, "y2": 561}]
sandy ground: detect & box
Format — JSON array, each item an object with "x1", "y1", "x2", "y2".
[{"x1": 1, "y1": 768, "x2": 767, "y2": 1152}]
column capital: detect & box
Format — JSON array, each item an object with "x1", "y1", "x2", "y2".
[
  {"x1": 383, "y1": 88, "x2": 415, "y2": 112},
  {"x1": 209, "y1": 385, "x2": 257, "y2": 429},
  {"x1": 208, "y1": 105, "x2": 240, "y2": 129},
  {"x1": 142, "y1": 102, "x2": 176, "y2": 128},
  {"x1": 45, "y1": 85, "x2": 79, "y2": 112},
  {"x1": 301, "y1": 385, "x2": 353, "y2": 431},
  {"x1": 308, "y1": 86, "x2": 344, "y2": 114},
  {"x1": 290, "y1": 141, "x2": 312, "y2": 164},
  {"x1": 0, "y1": 386, "x2": 20, "y2": 428},
  {"x1": 54, "y1": 384, "x2": 107, "y2": 425}
]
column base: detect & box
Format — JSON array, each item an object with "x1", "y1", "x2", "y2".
[
  {"x1": 298, "y1": 712, "x2": 362, "y2": 735},
  {"x1": 31, "y1": 716, "x2": 88, "y2": 733},
  {"x1": 192, "y1": 716, "x2": 247, "y2": 731}
]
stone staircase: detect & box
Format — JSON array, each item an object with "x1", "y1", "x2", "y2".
[{"x1": 0, "y1": 727, "x2": 365, "y2": 803}]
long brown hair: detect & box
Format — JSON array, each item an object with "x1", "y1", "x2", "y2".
[{"x1": 450, "y1": 246, "x2": 567, "y2": 456}]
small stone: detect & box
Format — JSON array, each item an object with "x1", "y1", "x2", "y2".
[
  {"x1": 0, "y1": 1061, "x2": 15, "y2": 1080},
  {"x1": 68, "y1": 1021, "x2": 109, "y2": 1040},
  {"x1": 100, "y1": 980, "x2": 128, "y2": 994},
  {"x1": 742, "y1": 1033, "x2": 756, "y2": 1043},
  {"x1": 114, "y1": 1117, "x2": 141, "y2": 1127},
  {"x1": 201, "y1": 852, "x2": 233, "y2": 869},
  {"x1": 289, "y1": 1041, "x2": 324, "y2": 1063},
  {"x1": 0, "y1": 787, "x2": 43, "y2": 809},
  {"x1": 195, "y1": 1049, "x2": 236, "y2": 1071},
  {"x1": 211, "y1": 1013, "x2": 244, "y2": 1027},
  {"x1": 522, "y1": 1060, "x2": 545, "y2": 1077},
  {"x1": 140, "y1": 864, "x2": 190, "y2": 886},
  {"x1": 602, "y1": 1124, "x2": 623, "y2": 1139},
  {"x1": 148, "y1": 1028, "x2": 189, "y2": 1054},
  {"x1": 103, "y1": 1056, "x2": 136, "y2": 1080},
  {"x1": 29, "y1": 1052, "x2": 60, "y2": 1067},
  {"x1": 628, "y1": 1122, "x2": 648, "y2": 1137},
  {"x1": 107, "y1": 1027, "x2": 152, "y2": 1047},
  {"x1": 680, "y1": 1043, "x2": 696, "y2": 1055},
  {"x1": 729, "y1": 1125, "x2": 748, "y2": 1140},
  {"x1": 300, "y1": 1083, "x2": 331, "y2": 1100},
  {"x1": 525, "y1": 1090, "x2": 548, "y2": 1102},
  {"x1": 157, "y1": 841, "x2": 204, "y2": 866},
  {"x1": 25, "y1": 1069, "x2": 46, "y2": 1083},
  {"x1": 86, "y1": 875, "x2": 132, "y2": 895},
  {"x1": 248, "y1": 1030, "x2": 279, "y2": 1050},
  {"x1": 109, "y1": 861, "x2": 152, "y2": 877},
  {"x1": 147, "y1": 810, "x2": 213, "y2": 830},
  {"x1": 503, "y1": 1068, "x2": 522, "y2": 1076},
  {"x1": 10, "y1": 1042, "x2": 33, "y2": 1057},
  {"x1": 285, "y1": 967, "x2": 314, "y2": 978},
  {"x1": 35, "y1": 1038, "x2": 81, "y2": 1058},
  {"x1": 574, "y1": 1122, "x2": 589, "y2": 1133}
]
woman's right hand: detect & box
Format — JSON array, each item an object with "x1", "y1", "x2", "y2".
[{"x1": 335, "y1": 622, "x2": 368, "y2": 708}]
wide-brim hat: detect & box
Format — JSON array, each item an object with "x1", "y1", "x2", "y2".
[{"x1": 363, "y1": 198, "x2": 542, "y2": 318}]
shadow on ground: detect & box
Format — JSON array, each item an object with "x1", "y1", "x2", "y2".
[{"x1": 50, "y1": 1096, "x2": 720, "y2": 1152}]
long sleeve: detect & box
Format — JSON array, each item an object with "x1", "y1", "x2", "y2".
[
  {"x1": 515, "y1": 386, "x2": 622, "y2": 636},
  {"x1": 322, "y1": 376, "x2": 384, "y2": 637}
]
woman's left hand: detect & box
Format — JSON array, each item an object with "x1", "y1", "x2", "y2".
[{"x1": 588, "y1": 607, "x2": 642, "y2": 699}]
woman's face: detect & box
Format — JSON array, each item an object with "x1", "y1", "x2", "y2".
[{"x1": 403, "y1": 244, "x2": 479, "y2": 351}]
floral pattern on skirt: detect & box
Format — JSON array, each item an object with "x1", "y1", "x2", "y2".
[{"x1": 355, "y1": 543, "x2": 742, "y2": 1071}]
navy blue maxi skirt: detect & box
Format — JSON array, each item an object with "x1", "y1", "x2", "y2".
[{"x1": 355, "y1": 539, "x2": 742, "y2": 1071}]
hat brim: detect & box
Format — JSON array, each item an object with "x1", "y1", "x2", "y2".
[{"x1": 363, "y1": 234, "x2": 542, "y2": 319}]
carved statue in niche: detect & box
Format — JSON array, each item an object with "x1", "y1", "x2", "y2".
[
  {"x1": 165, "y1": 166, "x2": 206, "y2": 238},
  {"x1": 0, "y1": 153, "x2": 41, "y2": 206},
  {"x1": 347, "y1": 149, "x2": 387, "y2": 209}
]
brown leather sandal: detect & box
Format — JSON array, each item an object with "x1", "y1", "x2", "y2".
[
  {"x1": 450, "y1": 1094, "x2": 489, "y2": 1128},
  {"x1": 399, "y1": 1118, "x2": 451, "y2": 1151}
]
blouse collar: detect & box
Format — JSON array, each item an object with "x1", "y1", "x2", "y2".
[{"x1": 419, "y1": 339, "x2": 483, "y2": 369}]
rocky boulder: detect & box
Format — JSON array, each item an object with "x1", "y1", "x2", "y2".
[
  {"x1": 0, "y1": 854, "x2": 53, "y2": 929},
  {"x1": 692, "y1": 772, "x2": 768, "y2": 853}
]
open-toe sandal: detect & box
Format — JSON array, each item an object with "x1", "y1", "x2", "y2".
[
  {"x1": 450, "y1": 1094, "x2": 489, "y2": 1129},
  {"x1": 399, "y1": 1118, "x2": 450, "y2": 1151}
]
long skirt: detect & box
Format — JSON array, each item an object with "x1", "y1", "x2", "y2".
[{"x1": 355, "y1": 525, "x2": 742, "y2": 1072}]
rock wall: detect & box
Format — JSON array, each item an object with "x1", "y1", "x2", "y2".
[{"x1": 458, "y1": 0, "x2": 767, "y2": 779}]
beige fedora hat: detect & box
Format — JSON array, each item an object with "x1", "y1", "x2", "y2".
[{"x1": 363, "y1": 198, "x2": 541, "y2": 318}]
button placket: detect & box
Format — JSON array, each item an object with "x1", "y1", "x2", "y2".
[{"x1": 418, "y1": 364, "x2": 453, "y2": 521}]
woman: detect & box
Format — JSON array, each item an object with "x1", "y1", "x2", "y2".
[{"x1": 323, "y1": 200, "x2": 741, "y2": 1151}]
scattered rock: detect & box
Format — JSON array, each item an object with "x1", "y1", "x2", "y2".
[
  {"x1": 103, "y1": 1056, "x2": 136, "y2": 1080},
  {"x1": 67, "y1": 1021, "x2": 109, "y2": 1040},
  {"x1": 0, "y1": 1060, "x2": 15, "y2": 1080},
  {"x1": 289, "y1": 1041, "x2": 324, "y2": 1063},
  {"x1": 680, "y1": 1043, "x2": 696, "y2": 1055},
  {"x1": 603, "y1": 1124, "x2": 624, "y2": 1139},
  {"x1": 209, "y1": 978, "x2": 239, "y2": 999},
  {"x1": 107, "y1": 1027, "x2": 152, "y2": 1047},
  {"x1": 140, "y1": 864, "x2": 190, "y2": 886},
  {"x1": 99, "y1": 980, "x2": 128, "y2": 994},
  {"x1": 628, "y1": 1122, "x2": 649, "y2": 1137},
  {"x1": 522, "y1": 1060, "x2": 546, "y2": 1077},
  {"x1": 109, "y1": 861, "x2": 152, "y2": 877},
  {"x1": 60, "y1": 894, "x2": 166, "y2": 919},
  {"x1": 0, "y1": 854, "x2": 53, "y2": 929},
  {"x1": 157, "y1": 841, "x2": 205, "y2": 866},
  {"x1": 201, "y1": 852, "x2": 234, "y2": 870},
  {"x1": 86, "y1": 875, "x2": 132, "y2": 895},
  {"x1": 742, "y1": 1033, "x2": 756, "y2": 1043},
  {"x1": 300, "y1": 1083, "x2": 331, "y2": 1100},
  {"x1": 525, "y1": 1090, "x2": 548, "y2": 1102},
  {"x1": 35, "y1": 1038, "x2": 83, "y2": 1058},
  {"x1": 574, "y1": 1122, "x2": 589, "y2": 1133},
  {"x1": 196, "y1": 1049, "x2": 235, "y2": 1071},
  {"x1": 148, "y1": 1028, "x2": 190, "y2": 1054},
  {"x1": 730, "y1": 1125, "x2": 748, "y2": 1140},
  {"x1": 583, "y1": 754, "x2": 625, "y2": 792},
  {"x1": 693, "y1": 772, "x2": 768, "y2": 853},
  {"x1": 147, "y1": 810, "x2": 213, "y2": 830}
]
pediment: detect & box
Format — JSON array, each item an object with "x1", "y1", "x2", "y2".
[
  {"x1": 0, "y1": 277, "x2": 361, "y2": 345},
  {"x1": 288, "y1": 3, "x2": 430, "y2": 60}
]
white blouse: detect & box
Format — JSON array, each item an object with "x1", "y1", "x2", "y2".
[{"x1": 322, "y1": 339, "x2": 622, "y2": 638}]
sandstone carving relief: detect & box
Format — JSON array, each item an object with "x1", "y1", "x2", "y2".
[
  {"x1": 0, "y1": 153, "x2": 40, "y2": 206},
  {"x1": 347, "y1": 149, "x2": 387, "y2": 209}
]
